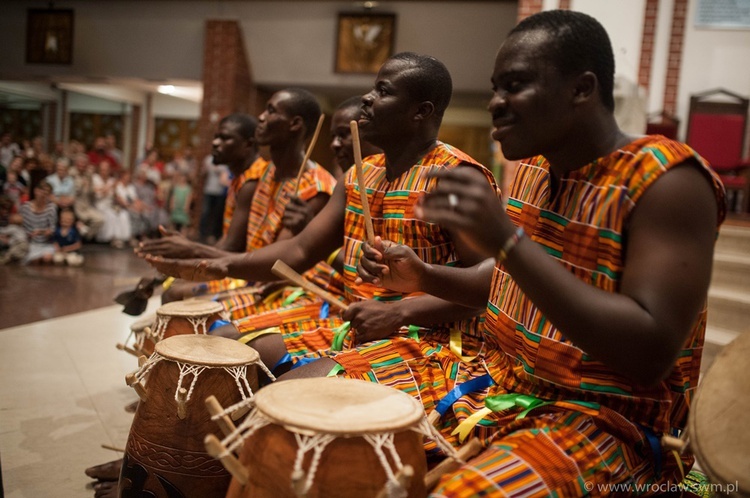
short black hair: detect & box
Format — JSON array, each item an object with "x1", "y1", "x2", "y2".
[
  {"x1": 510, "y1": 10, "x2": 615, "y2": 111},
  {"x1": 389, "y1": 52, "x2": 453, "y2": 117},
  {"x1": 337, "y1": 96, "x2": 363, "y2": 112},
  {"x1": 220, "y1": 114, "x2": 258, "y2": 140},
  {"x1": 281, "y1": 88, "x2": 322, "y2": 139}
]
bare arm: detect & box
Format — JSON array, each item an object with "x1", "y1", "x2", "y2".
[
  {"x1": 419, "y1": 164, "x2": 719, "y2": 386},
  {"x1": 144, "y1": 181, "x2": 348, "y2": 282},
  {"x1": 216, "y1": 180, "x2": 257, "y2": 252}
]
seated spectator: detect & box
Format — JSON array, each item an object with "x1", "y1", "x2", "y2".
[
  {"x1": 0, "y1": 133, "x2": 21, "y2": 171},
  {"x1": 52, "y1": 208, "x2": 84, "y2": 266},
  {"x1": 133, "y1": 167, "x2": 168, "y2": 238},
  {"x1": 169, "y1": 170, "x2": 192, "y2": 233},
  {"x1": 20, "y1": 180, "x2": 57, "y2": 264},
  {"x1": 46, "y1": 157, "x2": 76, "y2": 208},
  {"x1": 93, "y1": 162, "x2": 130, "y2": 248},
  {"x1": 104, "y1": 134, "x2": 123, "y2": 168},
  {"x1": 115, "y1": 170, "x2": 146, "y2": 244},
  {"x1": 165, "y1": 147, "x2": 196, "y2": 179},
  {"x1": 137, "y1": 148, "x2": 164, "y2": 185},
  {"x1": 70, "y1": 154, "x2": 104, "y2": 240},
  {"x1": 88, "y1": 136, "x2": 119, "y2": 172},
  {"x1": 0, "y1": 196, "x2": 28, "y2": 265},
  {"x1": 3, "y1": 170, "x2": 26, "y2": 211}
]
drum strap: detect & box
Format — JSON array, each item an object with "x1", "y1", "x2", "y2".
[{"x1": 638, "y1": 424, "x2": 665, "y2": 479}]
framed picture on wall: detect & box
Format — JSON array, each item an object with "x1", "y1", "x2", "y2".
[
  {"x1": 335, "y1": 13, "x2": 396, "y2": 74},
  {"x1": 26, "y1": 8, "x2": 74, "y2": 65}
]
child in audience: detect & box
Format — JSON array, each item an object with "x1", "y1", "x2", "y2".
[
  {"x1": 3, "y1": 170, "x2": 26, "y2": 210},
  {"x1": 53, "y1": 208, "x2": 84, "y2": 266},
  {"x1": 0, "y1": 196, "x2": 28, "y2": 265},
  {"x1": 169, "y1": 170, "x2": 192, "y2": 233}
]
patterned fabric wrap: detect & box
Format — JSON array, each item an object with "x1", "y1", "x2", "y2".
[
  {"x1": 485, "y1": 135, "x2": 725, "y2": 435},
  {"x1": 233, "y1": 261, "x2": 346, "y2": 333},
  {"x1": 208, "y1": 159, "x2": 336, "y2": 296},
  {"x1": 279, "y1": 142, "x2": 498, "y2": 367}
]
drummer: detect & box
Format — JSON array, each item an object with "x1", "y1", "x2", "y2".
[
  {"x1": 359, "y1": 10, "x2": 726, "y2": 496},
  {"x1": 142, "y1": 53, "x2": 499, "y2": 435},
  {"x1": 138, "y1": 89, "x2": 336, "y2": 303},
  {"x1": 211, "y1": 96, "x2": 382, "y2": 339}
]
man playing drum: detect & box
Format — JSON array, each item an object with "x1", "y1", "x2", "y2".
[
  {"x1": 139, "y1": 89, "x2": 336, "y2": 305},
  {"x1": 358, "y1": 10, "x2": 726, "y2": 496},
  {"x1": 143, "y1": 53, "x2": 500, "y2": 456}
]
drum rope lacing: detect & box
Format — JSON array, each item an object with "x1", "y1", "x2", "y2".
[
  {"x1": 215, "y1": 403, "x2": 463, "y2": 498},
  {"x1": 134, "y1": 353, "x2": 267, "y2": 408}
]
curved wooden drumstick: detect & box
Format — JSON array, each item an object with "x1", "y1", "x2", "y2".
[
  {"x1": 294, "y1": 113, "x2": 326, "y2": 195},
  {"x1": 350, "y1": 120, "x2": 375, "y2": 244},
  {"x1": 271, "y1": 260, "x2": 349, "y2": 312},
  {"x1": 423, "y1": 438, "x2": 482, "y2": 491}
]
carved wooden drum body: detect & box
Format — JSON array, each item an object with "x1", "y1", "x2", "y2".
[
  {"x1": 119, "y1": 334, "x2": 272, "y2": 498},
  {"x1": 219, "y1": 378, "x2": 453, "y2": 498},
  {"x1": 152, "y1": 300, "x2": 228, "y2": 343}
]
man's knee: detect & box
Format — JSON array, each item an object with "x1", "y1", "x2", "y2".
[{"x1": 210, "y1": 323, "x2": 241, "y2": 340}]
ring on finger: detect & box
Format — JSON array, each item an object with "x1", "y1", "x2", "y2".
[{"x1": 448, "y1": 193, "x2": 459, "y2": 209}]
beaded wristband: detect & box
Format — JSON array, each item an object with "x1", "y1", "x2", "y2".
[{"x1": 496, "y1": 227, "x2": 525, "y2": 264}]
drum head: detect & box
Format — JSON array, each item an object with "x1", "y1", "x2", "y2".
[
  {"x1": 689, "y1": 333, "x2": 750, "y2": 493},
  {"x1": 157, "y1": 300, "x2": 224, "y2": 317},
  {"x1": 130, "y1": 314, "x2": 155, "y2": 332},
  {"x1": 155, "y1": 334, "x2": 260, "y2": 367},
  {"x1": 254, "y1": 378, "x2": 424, "y2": 435}
]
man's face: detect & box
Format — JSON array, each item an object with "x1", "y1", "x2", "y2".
[
  {"x1": 255, "y1": 91, "x2": 295, "y2": 147},
  {"x1": 358, "y1": 59, "x2": 419, "y2": 148},
  {"x1": 212, "y1": 121, "x2": 247, "y2": 166},
  {"x1": 56, "y1": 163, "x2": 68, "y2": 177},
  {"x1": 330, "y1": 107, "x2": 360, "y2": 172},
  {"x1": 488, "y1": 30, "x2": 576, "y2": 161}
]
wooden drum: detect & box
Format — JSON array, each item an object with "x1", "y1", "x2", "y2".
[
  {"x1": 152, "y1": 300, "x2": 228, "y2": 343},
  {"x1": 118, "y1": 313, "x2": 157, "y2": 357},
  {"x1": 688, "y1": 333, "x2": 750, "y2": 496},
  {"x1": 119, "y1": 334, "x2": 273, "y2": 498},
  {"x1": 213, "y1": 378, "x2": 456, "y2": 498}
]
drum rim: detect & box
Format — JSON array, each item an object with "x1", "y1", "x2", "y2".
[
  {"x1": 155, "y1": 334, "x2": 261, "y2": 366},
  {"x1": 156, "y1": 300, "x2": 225, "y2": 316},
  {"x1": 130, "y1": 314, "x2": 156, "y2": 331},
  {"x1": 253, "y1": 378, "x2": 425, "y2": 435}
]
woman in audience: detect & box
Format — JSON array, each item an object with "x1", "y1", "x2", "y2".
[
  {"x1": 19, "y1": 180, "x2": 57, "y2": 264},
  {"x1": 93, "y1": 161, "x2": 130, "y2": 248}
]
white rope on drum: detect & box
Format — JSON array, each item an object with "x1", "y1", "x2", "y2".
[
  {"x1": 291, "y1": 432, "x2": 337, "y2": 497},
  {"x1": 186, "y1": 315, "x2": 210, "y2": 334}
]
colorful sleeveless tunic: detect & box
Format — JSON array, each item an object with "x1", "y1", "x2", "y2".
[
  {"x1": 213, "y1": 161, "x2": 337, "y2": 309},
  {"x1": 274, "y1": 144, "x2": 498, "y2": 431},
  {"x1": 431, "y1": 136, "x2": 727, "y2": 497}
]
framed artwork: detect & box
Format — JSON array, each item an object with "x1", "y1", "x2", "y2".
[
  {"x1": 26, "y1": 8, "x2": 74, "y2": 65},
  {"x1": 335, "y1": 13, "x2": 396, "y2": 74}
]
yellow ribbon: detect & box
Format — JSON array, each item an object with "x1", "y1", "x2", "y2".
[
  {"x1": 450, "y1": 329, "x2": 476, "y2": 362},
  {"x1": 162, "y1": 276, "x2": 175, "y2": 290},
  {"x1": 237, "y1": 327, "x2": 281, "y2": 345}
]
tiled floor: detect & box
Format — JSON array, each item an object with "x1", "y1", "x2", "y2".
[{"x1": 0, "y1": 297, "x2": 161, "y2": 497}]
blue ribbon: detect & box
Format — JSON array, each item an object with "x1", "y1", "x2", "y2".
[
  {"x1": 319, "y1": 301, "x2": 330, "y2": 319},
  {"x1": 272, "y1": 353, "x2": 292, "y2": 372},
  {"x1": 640, "y1": 425, "x2": 663, "y2": 478},
  {"x1": 434, "y1": 374, "x2": 495, "y2": 417},
  {"x1": 208, "y1": 319, "x2": 231, "y2": 332}
]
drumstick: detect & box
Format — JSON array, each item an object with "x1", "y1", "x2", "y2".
[
  {"x1": 271, "y1": 260, "x2": 349, "y2": 311},
  {"x1": 205, "y1": 434, "x2": 249, "y2": 485},
  {"x1": 423, "y1": 438, "x2": 482, "y2": 491},
  {"x1": 100, "y1": 444, "x2": 125, "y2": 453},
  {"x1": 205, "y1": 395, "x2": 237, "y2": 437},
  {"x1": 350, "y1": 120, "x2": 375, "y2": 244},
  {"x1": 294, "y1": 113, "x2": 326, "y2": 195},
  {"x1": 375, "y1": 465, "x2": 414, "y2": 498}
]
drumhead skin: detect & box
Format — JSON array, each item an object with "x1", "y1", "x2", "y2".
[
  {"x1": 689, "y1": 332, "x2": 750, "y2": 495},
  {"x1": 155, "y1": 334, "x2": 260, "y2": 367},
  {"x1": 254, "y1": 378, "x2": 424, "y2": 435},
  {"x1": 130, "y1": 314, "x2": 155, "y2": 332},
  {"x1": 157, "y1": 300, "x2": 225, "y2": 317}
]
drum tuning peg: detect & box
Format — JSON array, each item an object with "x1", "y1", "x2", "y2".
[
  {"x1": 661, "y1": 434, "x2": 689, "y2": 453},
  {"x1": 426, "y1": 410, "x2": 441, "y2": 426},
  {"x1": 230, "y1": 404, "x2": 251, "y2": 421},
  {"x1": 205, "y1": 395, "x2": 237, "y2": 437},
  {"x1": 138, "y1": 355, "x2": 148, "y2": 367},
  {"x1": 116, "y1": 343, "x2": 140, "y2": 357},
  {"x1": 125, "y1": 372, "x2": 148, "y2": 402},
  {"x1": 177, "y1": 387, "x2": 188, "y2": 419},
  {"x1": 204, "y1": 434, "x2": 248, "y2": 485}
]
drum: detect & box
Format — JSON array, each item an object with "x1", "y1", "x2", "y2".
[
  {"x1": 213, "y1": 378, "x2": 456, "y2": 498},
  {"x1": 120, "y1": 334, "x2": 274, "y2": 498},
  {"x1": 687, "y1": 333, "x2": 750, "y2": 496},
  {"x1": 152, "y1": 300, "x2": 228, "y2": 343},
  {"x1": 118, "y1": 313, "x2": 156, "y2": 357}
]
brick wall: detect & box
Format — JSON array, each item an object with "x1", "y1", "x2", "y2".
[
  {"x1": 663, "y1": 0, "x2": 688, "y2": 115},
  {"x1": 517, "y1": 0, "x2": 543, "y2": 23},
  {"x1": 638, "y1": 0, "x2": 659, "y2": 92}
]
